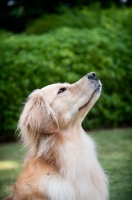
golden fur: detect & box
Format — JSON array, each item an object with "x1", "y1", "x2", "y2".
[{"x1": 5, "y1": 73, "x2": 109, "y2": 200}]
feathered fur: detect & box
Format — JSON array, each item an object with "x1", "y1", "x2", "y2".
[{"x1": 5, "y1": 73, "x2": 109, "y2": 200}]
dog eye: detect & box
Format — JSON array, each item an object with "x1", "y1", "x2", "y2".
[{"x1": 58, "y1": 88, "x2": 67, "y2": 94}]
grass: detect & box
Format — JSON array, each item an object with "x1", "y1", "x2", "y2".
[
  {"x1": 92, "y1": 128, "x2": 132, "y2": 200},
  {"x1": 0, "y1": 128, "x2": 132, "y2": 199},
  {"x1": 0, "y1": 143, "x2": 25, "y2": 199}
]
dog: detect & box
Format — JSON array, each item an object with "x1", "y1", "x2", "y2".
[{"x1": 5, "y1": 72, "x2": 109, "y2": 200}]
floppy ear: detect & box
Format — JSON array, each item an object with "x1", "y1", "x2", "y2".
[{"x1": 18, "y1": 90, "x2": 58, "y2": 146}]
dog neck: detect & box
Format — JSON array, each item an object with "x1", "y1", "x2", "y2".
[{"x1": 25, "y1": 124, "x2": 84, "y2": 177}]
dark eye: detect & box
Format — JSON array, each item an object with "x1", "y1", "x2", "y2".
[{"x1": 58, "y1": 87, "x2": 67, "y2": 94}]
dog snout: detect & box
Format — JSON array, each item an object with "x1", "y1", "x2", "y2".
[{"x1": 87, "y1": 72, "x2": 98, "y2": 81}]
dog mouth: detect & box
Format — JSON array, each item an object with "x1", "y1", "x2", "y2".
[{"x1": 79, "y1": 84, "x2": 101, "y2": 111}]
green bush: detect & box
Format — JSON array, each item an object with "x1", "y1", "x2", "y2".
[
  {"x1": 26, "y1": 14, "x2": 62, "y2": 34},
  {"x1": 0, "y1": 7, "x2": 132, "y2": 141},
  {"x1": 25, "y1": 6, "x2": 132, "y2": 34}
]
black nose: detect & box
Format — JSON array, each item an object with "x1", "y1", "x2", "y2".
[{"x1": 87, "y1": 72, "x2": 98, "y2": 81}]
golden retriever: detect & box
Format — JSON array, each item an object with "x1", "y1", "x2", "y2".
[{"x1": 5, "y1": 72, "x2": 108, "y2": 200}]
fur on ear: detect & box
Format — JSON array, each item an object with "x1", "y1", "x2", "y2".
[{"x1": 18, "y1": 89, "x2": 58, "y2": 147}]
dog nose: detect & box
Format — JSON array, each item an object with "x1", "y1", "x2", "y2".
[{"x1": 87, "y1": 72, "x2": 98, "y2": 81}]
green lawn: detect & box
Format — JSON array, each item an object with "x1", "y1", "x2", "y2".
[{"x1": 0, "y1": 128, "x2": 132, "y2": 200}]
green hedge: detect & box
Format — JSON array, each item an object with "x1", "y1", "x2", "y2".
[
  {"x1": 0, "y1": 8, "x2": 132, "y2": 141},
  {"x1": 25, "y1": 6, "x2": 132, "y2": 34}
]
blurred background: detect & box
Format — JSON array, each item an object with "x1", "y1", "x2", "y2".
[
  {"x1": 0, "y1": 0, "x2": 132, "y2": 141},
  {"x1": 0, "y1": 0, "x2": 132, "y2": 199}
]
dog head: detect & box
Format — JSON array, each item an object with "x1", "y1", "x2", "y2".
[{"x1": 18, "y1": 72, "x2": 102, "y2": 147}]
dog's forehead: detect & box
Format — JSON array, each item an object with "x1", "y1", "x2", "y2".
[
  {"x1": 40, "y1": 83, "x2": 70, "y2": 103},
  {"x1": 41, "y1": 83, "x2": 70, "y2": 92}
]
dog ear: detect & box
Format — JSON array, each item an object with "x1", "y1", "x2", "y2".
[{"x1": 18, "y1": 90, "x2": 58, "y2": 146}]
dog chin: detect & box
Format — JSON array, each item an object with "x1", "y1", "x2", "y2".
[{"x1": 79, "y1": 85, "x2": 102, "y2": 111}]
